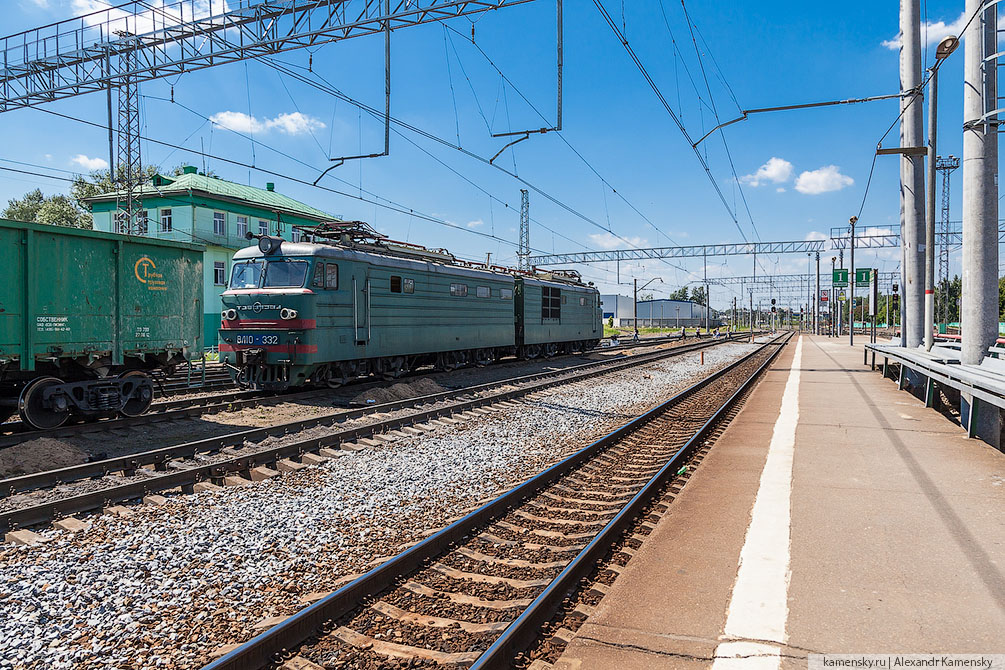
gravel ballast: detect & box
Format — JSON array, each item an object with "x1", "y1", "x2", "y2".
[{"x1": 0, "y1": 342, "x2": 757, "y2": 669}]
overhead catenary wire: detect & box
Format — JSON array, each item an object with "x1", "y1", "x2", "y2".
[{"x1": 591, "y1": 0, "x2": 749, "y2": 245}]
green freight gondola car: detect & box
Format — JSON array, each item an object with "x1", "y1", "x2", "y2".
[{"x1": 0, "y1": 219, "x2": 203, "y2": 429}]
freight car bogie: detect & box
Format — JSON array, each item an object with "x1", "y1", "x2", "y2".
[{"x1": 9, "y1": 371, "x2": 155, "y2": 430}]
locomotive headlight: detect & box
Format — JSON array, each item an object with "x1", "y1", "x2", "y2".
[
  {"x1": 224, "y1": 309, "x2": 238, "y2": 320},
  {"x1": 258, "y1": 236, "x2": 281, "y2": 255},
  {"x1": 280, "y1": 308, "x2": 292, "y2": 320},
  {"x1": 289, "y1": 309, "x2": 298, "y2": 319}
]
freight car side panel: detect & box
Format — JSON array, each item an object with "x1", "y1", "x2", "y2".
[
  {"x1": 0, "y1": 219, "x2": 203, "y2": 370},
  {"x1": 119, "y1": 244, "x2": 203, "y2": 357},
  {"x1": 518, "y1": 278, "x2": 601, "y2": 346},
  {"x1": 0, "y1": 224, "x2": 25, "y2": 364}
]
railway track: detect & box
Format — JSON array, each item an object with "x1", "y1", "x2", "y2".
[
  {"x1": 0, "y1": 332, "x2": 726, "y2": 446},
  {"x1": 201, "y1": 332, "x2": 791, "y2": 670},
  {"x1": 0, "y1": 333, "x2": 757, "y2": 533}
]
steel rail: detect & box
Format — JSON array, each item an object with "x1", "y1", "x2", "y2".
[
  {"x1": 0, "y1": 335, "x2": 754, "y2": 530},
  {"x1": 470, "y1": 332, "x2": 792, "y2": 668},
  {"x1": 200, "y1": 332, "x2": 789, "y2": 670},
  {"x1": 0, "y1": 334, "x2": 698, "y2": 444}
]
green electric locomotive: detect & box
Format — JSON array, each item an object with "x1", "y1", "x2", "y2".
[{"x1": 219, "y1": 222, "x2": 601, "y2": 390}]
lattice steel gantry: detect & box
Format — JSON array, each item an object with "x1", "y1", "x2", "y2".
[
  {"x1": 935, "y1": 155, "x2": 960, "y2": 324},
  {"x1": 519, "y1": 189, "x2": 530, "y2": 272}
]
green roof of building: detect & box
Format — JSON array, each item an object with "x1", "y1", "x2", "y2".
[{"x1": 83, "y1": 168, "x2": 334, "y2": 222}]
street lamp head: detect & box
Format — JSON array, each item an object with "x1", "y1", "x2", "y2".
[
  {"x1": 935, "y1": 35, "x2": 959, "y2": 61},
  {"x1": 849, "y1": 216, "x2": 858, "y2": 225}
]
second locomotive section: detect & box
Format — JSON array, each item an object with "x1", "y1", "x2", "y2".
[{"x1": 218, "y1": 234, "x2": 601, "y2": 391}]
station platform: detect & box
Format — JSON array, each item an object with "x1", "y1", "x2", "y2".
[{"x1": 553, "y1": 335, "x2": 1005, "y2": 669}]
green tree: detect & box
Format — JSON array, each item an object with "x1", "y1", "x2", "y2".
[
  {"x1": 667, "y1": 286, "x2": 689, "y2": 301},
  {"x1": 3, "y1": 188, "x2": 45, "y2": 222},
  {"x1": 2, "y1": 188, "x2": 92, "y2": 228},
  {"x1": 690, "y1": 285, "x2": 707, "y2": 306},
  {"x1": 999, "y1": 276, "x2": 1005, "y2": 322}
]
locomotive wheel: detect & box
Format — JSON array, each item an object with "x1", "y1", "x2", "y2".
[
  {"x1": 18, "y1": 376, "x2": 70, "y2": 430},
  {"x1": 118, "y1": 370, "x2": 154, "y2": 417}
]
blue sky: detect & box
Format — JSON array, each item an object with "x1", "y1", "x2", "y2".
[{"x1": 0, "y1": 0, "x2": 983, "y2": 309}]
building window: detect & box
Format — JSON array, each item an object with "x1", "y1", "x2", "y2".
[
  {"x1": 403, "y1": 278, "x2": 414, "y2": 294},
  {"x1": 236, "y1": 216, "x2": 248, "y2": 239},
  {"x1": 476, "y1": 286, "x2": 490, "y2": 298},
  {"x1": 291, "y1": 229, "x2": 302, "y2": 242},
  {"x1": 213, "y1": 261, "x2": 226, "y2": 286},
  {"x1": 326, "y1": 263, "x2": 339, "y2": 289},
  {"x1": 159, "y1": 209, "x2": 172, "y2": 232},
  {"x1": 500, "y1": 288, "x2": 513, "y2": 300},
  {"x1": 259, "y1": 220, "x2": 269, "y2": 236},
  {"x1": 542, "y1": 286, "x2": 561, "y2": 320},
  {"x1": 390, "y1": 275, "x2": 402, "y2": 293},
  {"x1": 213, "y1": 211, "x2": 226, "y2": 236},
  {"x1": 136, "y1": 210, "x2": 148, "y2": 235},
  {"x1": 450, "y1": 283, "x2": 468, "y2": 297}
]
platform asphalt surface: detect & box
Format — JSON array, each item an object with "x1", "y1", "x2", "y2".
[{"x1": 553, "y1": 334, "x2": 1005, "y2": 669}]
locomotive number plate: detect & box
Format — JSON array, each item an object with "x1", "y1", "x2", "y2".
[{"x1": 235, "y1": 334, "x2": 281, "y2": 346}]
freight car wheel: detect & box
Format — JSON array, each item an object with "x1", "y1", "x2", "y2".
[
  {"x1": 18, "y1": 376, "x2": 70, "y2": 430},
  {"x1": 117, "y1": 370, "x2": 154, "y2": 417}
]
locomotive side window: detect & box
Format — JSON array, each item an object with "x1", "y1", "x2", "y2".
[
  {"x1": 580, "y1": 297, "x2": 586, "y2": 306},
  {"x1": 500, "y1": 288, "x2": 513, "y2": 300},
  {"x1": 312, "y1": 263, "x2": 325, "y2": 288},
  {"x1": 263, "y1": 260, "x2": 309, "y2": 288},
  {"x1": 390, "y1": 275, "x2": 402, "y2": 293},
  {"x1": 476, "y1": 286, "x2": 490, "y2": 298},
  {"x1": 542, "y1": 287, "x2": 561, "y2": 320},
  {"x1": 230, "y1": 261, "x2": 265, "y2": 289},
  {"x1": 450, "y1": 283, "x2": 468, "y2": 297},
  {"x1": 403, "y1": 278, "x2": 414, "y2": 294},
  {"x1": 561, "y1": 294, "x2": 568, "y2": 305},
  {"x1": 326, "y1": 263, "x2": 339, "y2": 289}
]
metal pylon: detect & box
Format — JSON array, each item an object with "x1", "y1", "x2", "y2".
[
  {"x1": 115, "y1": 36, "x2": 142, "y2": 235},
  {"x1": 935, "y1": 155, "x2": 960, "y2": 324},
  {"x1": 518, "y1": 189, "x2": 530, "y2": 271}
]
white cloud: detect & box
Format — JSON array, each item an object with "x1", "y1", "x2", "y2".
[
  {"x1": 740, "y1": 157, "x2": 793, "y2": 186},
  {"x1": 71, "y1": 0, "x2": 230, "y2": 33},
  {"x1": 776, "y1": 187, "x2": 786, "y2": 193},
  {"x1": 804, "y1": 230, "x2": 828, "y2": 241},
  {"x1": 466, "y1": 219, "x2": 484, "y2": 229},
  {"x1": 70, "y1": 154, "x2": 108, "y2": 170},
  {"x1": 588, "y1": 232, "x2": 648, "y2": 250},
  {"x1": 795, "y1": 165, "x2": 854, "y2": 194},
  {"x1": 210, "y1": 110, "x2": 325, "y2": 136},
  {"x1": 28, "y1": 0, "x2": 50, "y2": 8},
  {"x1": 268, "y1": 112, "x2": 326, "y2": 135},
  {"x1": 881, "y1": 12, "x2": 966, "y2": 50}
]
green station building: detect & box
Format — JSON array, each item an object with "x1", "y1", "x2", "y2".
[{"x1": 86, "y1": 166, "x2": 335, "y2": 346}]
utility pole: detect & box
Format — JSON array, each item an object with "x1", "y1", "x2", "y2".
[
  {"x1": 518, "y1": 189, "x2": 530, "y2": 272},
  {"x1": 115, "y1": 33, "x2": 143, "y2": 235},
  {"x1": 633, "y1": 277, "x2": 638, "y2": 339},
  {"x1": 900, "y1": 0, "x2": 926, "y2": 348},
  {"x1": 962, "y1": 0, "x2": 998, "y2": 365},
  {"x1": 849, "y1": 216, "x2": 857, "y2": 346},
  {"x1": 814, "y1": 252, "x2": 821, "y2": 335}
]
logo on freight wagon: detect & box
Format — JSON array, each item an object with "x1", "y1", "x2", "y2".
[{"x1": 134, "y1": 256, "x2": 167, "y2": 291}]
